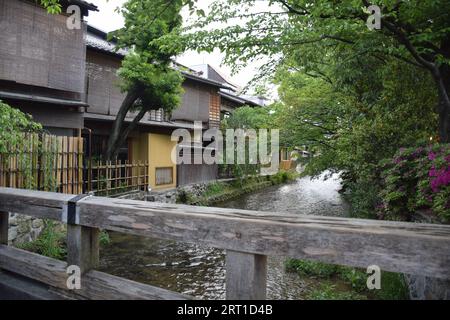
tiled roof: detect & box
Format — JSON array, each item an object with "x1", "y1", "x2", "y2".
[
  {"x1": 86, "y1": 30, "x2": 128, "y2": 57},
  {"x1": 67, "y1": 0, "x2": 98, "y2": 11}
]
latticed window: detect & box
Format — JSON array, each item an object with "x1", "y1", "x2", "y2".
[
  {"x1": 149, "y1": 108, "x2": 170, "y2": 122},
  {"x1": 155, "y1": 167, "x2": 173, "y2": 186}
]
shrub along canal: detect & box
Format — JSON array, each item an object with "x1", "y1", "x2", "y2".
[{"x1": 99, "y1": 173, "x2": 367, "y2": 300}]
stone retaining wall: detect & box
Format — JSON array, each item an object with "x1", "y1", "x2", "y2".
[{"x1": 8, "y1": 213, "x2": 44, "y2": 246}]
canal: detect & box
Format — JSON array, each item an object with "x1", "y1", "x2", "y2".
[{"x1": 99, "y1": 173, "x2": 350, "y2": 299}]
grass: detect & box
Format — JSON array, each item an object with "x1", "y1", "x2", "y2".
[
  {"x1": 16, "y1": 220, "x2": 111, "y2": 261},
  {"x1": 285, "y1": 259, "x2": 410, "y2": 300},
  {"x1": 17, "y1": 220, "x2": 66, "y2": 260},
  {"x1": 308, "y1": 284, "x2": 368, "y2": 300}
]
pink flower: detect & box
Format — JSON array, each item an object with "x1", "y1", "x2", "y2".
[{"x1": 428, "y1": 152, "x2": 437, "y2": 161}]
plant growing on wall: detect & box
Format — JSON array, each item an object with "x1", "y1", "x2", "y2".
[
  {"x1": 0, "y1": 100, "x2": 44, "y2": 189},
  {"x1": 0, "y1": 101, "x2": 42, "y2": 152}
]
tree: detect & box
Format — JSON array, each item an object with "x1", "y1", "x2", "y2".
[
  {"x1": 179, "y1": 0, "x2": 450, "y2": 142},
  {"x1": 104, "y1": 0, "x2": 188, "y2": 159},
  {"x1": 221, "y1": 106, "x2": 275, "y2": 178}
]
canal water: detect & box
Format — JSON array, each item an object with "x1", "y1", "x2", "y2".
[{"x1": 99, "y1": 173, "x2": 350, "y2": 299}]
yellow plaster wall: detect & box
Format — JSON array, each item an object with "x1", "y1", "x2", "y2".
[
  {"x1": 148, "y1": 133, "x2": 178, "y2": 190},
  {"x1": 130, "y1": 133, "x2": 177, "y2": 190}
]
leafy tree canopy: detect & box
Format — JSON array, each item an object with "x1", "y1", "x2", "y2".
[{"x1": 172, "y1": 0, "x2": 450, "y2": 142}]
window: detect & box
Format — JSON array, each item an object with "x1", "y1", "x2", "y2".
[{"x1": 155, "y1": 167, "x2": 173, "y2": 186}]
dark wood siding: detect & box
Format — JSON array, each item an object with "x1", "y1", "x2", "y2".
[
  {"x1": 171, "y1": 80, "x2": 210, "y2": 123},
  {"x1": 4, "y1": 100, "x2": 83, "y2": 130},
  {"x1": 85, "y1": 50, "x2": 125, "y2": 116},
  {"x1": 0, "y1": 0, "x2": 86, "y2": 96},
  {"x1": 85, "y1": 53, "x2": 214, "y2": 124},
  {"x1": 177, "y1": 163, "x2": 218, "y2": 187}
]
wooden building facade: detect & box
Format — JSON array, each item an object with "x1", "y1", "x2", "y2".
[
  {"x1": 0, "y1": 0, "x2": 96, "y2": 136},
  {"x1": 0, "y1": 0, "x2": 268, "y2": 189}
]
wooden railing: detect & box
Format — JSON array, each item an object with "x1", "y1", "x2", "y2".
[
  {"x1": 0, "y1": 187, "x2": 450, "y2": 300},
  {"x1": 87, "y1": 160, "x2": 149, "y2": 196}
]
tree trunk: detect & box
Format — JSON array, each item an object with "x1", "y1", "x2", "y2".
[
  {"x1": 438, "y1": 35, "x2": 450, "y2": 143},
  {"x1": 437, "y1": 98, "x2": 450, "y2": 143},
  {"x1": 107, "y1": 108, "x2": 149, "y2": 160},
  {"x1": 106, "y1": 87, "x2": 140, "y2": 160}
]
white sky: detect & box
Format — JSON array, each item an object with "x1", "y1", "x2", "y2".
[{"x1": 85, "y1": 0, "x2": 268, "y2": 90}]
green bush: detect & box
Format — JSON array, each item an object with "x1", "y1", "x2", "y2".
[
  {"x1": 285, "y1": 259, "x2": 338, "y2": 278},
  {"x1": 285, "y1": 259, "x2": 409, "y2": 300},
  {"x1": 17, "y1": 221, "x2": 111, "y2": 260},
  {"x1": 344, "y1": 180, "x2": 380, "y2": 219},
  {"x1": 18, "y1": 220, "x2": 66, "y2": 260},
  {"x1": 176, "y1": 189, "x2": 195, "y2": 204},
  {"x1": 0, "y1": 100, "x2": 42, "y2": 153},
  {"x1": 99, "y1": 230, "x2": 111, "y2": 246},
  {"x1": 204, "y1": 182, "x2": 227, "y2": 197},
  {"x1": 269, "y1": 171, "x2": 297, "y2": 185}
]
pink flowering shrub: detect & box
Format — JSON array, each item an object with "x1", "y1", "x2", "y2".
[{"x1": 379, "y1": 144, "x2": 450, "y2": 222}]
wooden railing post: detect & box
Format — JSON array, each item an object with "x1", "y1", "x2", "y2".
[
  {"x1": 0, "y1": 211, "x2": 8, "y2": 245},
  {"x1": 66, "y1": 196, "x2": 99, "y2": 273},
  {"x1": 226, "y1": 250, "x2": 267, "y2": 300},
  {"x1": 67, "y1": 225, "x2": 99, "y2": 273}
]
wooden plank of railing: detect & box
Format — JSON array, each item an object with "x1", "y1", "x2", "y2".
[
  {"x1": 0, "y1": 245, "x2": 191, "y2": 300},
  {"x1": 0, "y1": 188, "x2": 73, "y2": 220},
  {"x1": 78, "y1": 197, "x2": 450, "y2": 280},
  {"x1": 1, "y1": 187, "x2": 450, "y2": 281}
]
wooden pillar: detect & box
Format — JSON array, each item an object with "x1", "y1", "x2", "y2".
[
  {"x1": 0, "y1": 212, "x2": 8, "y2": 245},
  {"x1": 226, "y1": 250, "x2": 267, "y2": 300},
  {"x1": 67, "y1": 225, "x2": 99, "y2": 274}
]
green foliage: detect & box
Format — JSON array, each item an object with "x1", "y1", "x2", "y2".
[
  {"x1": 220, "y1": 106, "x2": 278, "y2": 180},
  {"x1": 343, "y1": 180, "x2": 381, "y2": 219},
  {"x1": 105, "y1": 0, "x2": 188, "y2": 158},
  {"x1": 203, "y1": 182, "x2": 227, "y2": 197},
  {"x1": 176, "y1": 189, "x2": 195, "y2": 204},
  {"x1": 176, "y1": 0, "x2": 448, "y2": 218},
  {"x1": 307, "y1": 284, "x2": 368, "y2": 300},
  {"x1": 379, "y1": 144, "x2": 450, "y2": 222},
  {"x1": 269, "y1": 171, "x2": 296, "y2": 185},
  {"x1": 111, "y1": 0, "x2": 185, "y2": 110},
  {"x1": 18, "y1": 224, "x2": 112, "y2": 260},
  {"x1": 39, "y1": 0, "x2": 62, "y2": 14},
  {"x1": 18, "y1": 220, "x2": 66, "y2": 260},
  {"x1": 286, "y1": 258, "x2": 409, "y2": 300},
  {"x1": 99, "y1": 230, "x2": 111, "y2": 246},
  {"x1": 0, "y1": 100, "x2": 42, "y2": 153},
  {"x1": 285, "y1": 259, "x2": 338, "y2": 278}
]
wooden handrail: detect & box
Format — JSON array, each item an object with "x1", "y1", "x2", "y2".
[{"x1": 1, "y1": 187, "x2": 450, "y2": 300}]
